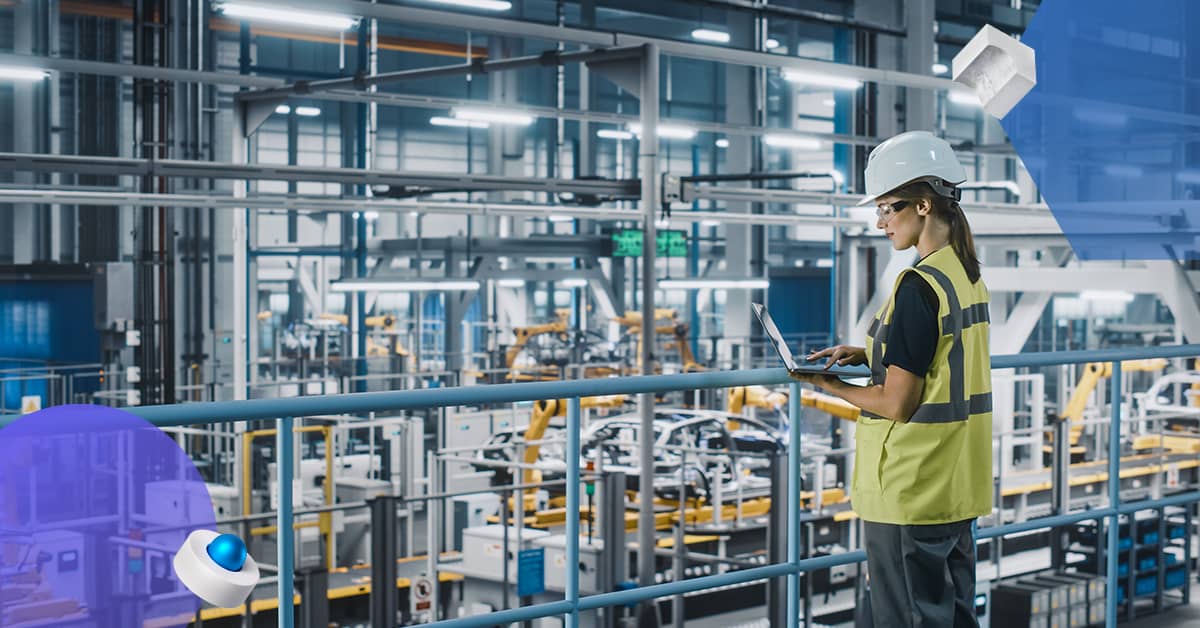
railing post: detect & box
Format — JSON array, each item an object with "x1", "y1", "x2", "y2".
[
  {"x1": 278, "y1": 415, "x2": 295, "y2": 628},
  {"x1": 1105, "y1": 362, "x2": 1122, "y2": 628},
  {"x1": 566, "y1": 397, "x2": 582, "y2": 628},
  {"x1": 787, "y1": 382, "x2": 802, "y2": 628},
  {"x1": 298, "y1": 566, "x2": 329, "y2": 628},
  {"x1": 766, "y1": 451, "x2": 787, "y2": 627},
  {"x1": 599, "y1": 470, "x2": 626, "y2": 628},
  {"x1": 369, "y1": 495, "x2": 399, "y2": 627}
]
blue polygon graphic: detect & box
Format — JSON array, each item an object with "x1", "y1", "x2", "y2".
[
  {"x1": 517, "y1": 547, "x2": 545, "y2": 597},
  {"x1": 1001, "y1": 0, "x2": 1200, "y2": 260},
  {"x1": 0, "y1": 405, "x2": 217, "y2": 626}
]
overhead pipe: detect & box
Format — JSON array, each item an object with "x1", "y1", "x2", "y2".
[{"x1": 53, "y1": 0, "x2": 486, "y2": 59}]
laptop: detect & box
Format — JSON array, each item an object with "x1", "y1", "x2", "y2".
[{"x1": 752, "y1": 302, "x2": 845, "y2": 374}]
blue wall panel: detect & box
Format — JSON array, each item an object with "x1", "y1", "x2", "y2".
[
  {"x1": 767, "y1": 269, "x2": 831, "y2": 339},
  {"x1": 0, "y1": 280, "x2": 99, "y2": 364}
]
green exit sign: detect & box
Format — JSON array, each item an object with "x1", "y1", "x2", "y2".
[{"x1": 612, "y1": 230, "x2": 688, "y2": 258}]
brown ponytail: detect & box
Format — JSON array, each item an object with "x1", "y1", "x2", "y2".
[
  {"x1": 940, "y1": 199, "x2": 982, "y2": 283},
  {"x1": 891, "y1": 180, "x2": 983, "y2": 283}
]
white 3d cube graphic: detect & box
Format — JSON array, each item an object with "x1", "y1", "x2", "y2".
[
  {"x1": 951, "y1": 24, "x2": 1036, "y2": 119},
  {"x1": 173, "y1": 530, "x2": 261, "y2": 608}
]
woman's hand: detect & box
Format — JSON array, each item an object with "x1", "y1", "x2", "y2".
[{"x1": 805, "y1": 345, "x2": 867, "y2": 370}]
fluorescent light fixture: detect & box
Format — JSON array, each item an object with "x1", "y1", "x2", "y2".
[
  {"x1": 781, "y1": 69, "x2": 861, "y2": 90},
  {"x1": 816, "y1": 258, "x2": 834, "y2": 268},
  {"x1": 1176, "y1": 170, "x2": 1200, "y2": 184},
  {"x1": 948, "y1": 90, "x2": 981, "y2": 107},
  {"x1": 1079, "y1": 290, "x2": 1135, "y2": 303},
  {"x1": 362, "y1": 211, "x2": 379, "y2": 220},
  {"x1": 763, "y1": 134, "x2": 822, "y2": 150},
  {"x1": 430, "y1": 116, "x2": 489, "y2": 129},
  {"x1": 1103, "y1": 163, "x2": 1143, "y2": 178},
  {"x1": 1074, "y1": 107, "x2": 1128, "y2": 127},
  {"x1": 659, "y1": 278, "x2": 769, "y2": 290},
  {"x1": 700, "y1": 219, "x2": 721, "y2": 227},
  {"x1": 548, "y1": 215, "x2": 574, "y2": 223},
  {"x1": 715, "y1": 138, "x2": 730, "y2": 148},
  {"x1": 596, "y1": 129, "x2": 634, "y2": 140},
  {"x1": 217, "y1": 3, "x2": 357, "y2": 30},
  {"x1": 932, "y1": 63, "x2": 949, "y2": 75},
  {"x1": 822, "y1": 98, "x2": 836, "y2": 107},
  {"x1": 331, "y1": 279, "x2": 481, "y2": 292},
  {"x1": 628, "y1": 123, "x2": 697, "y2": 140},
  {"x1": 420, "y1": 0, "x2": 512, "y2": 10},
  {"x1": 765, "y1": 38, "x2": 781, "y2": 50},
  {"x1": 561, "y1": 278, "x2": 588, "y2": 288},
  {"x1": 497, "y1": 278, "x2": 526, "y2": 288},
  {"x1": 0, "y1": 66, "x2": 49, "y2": 81},
  {"x1": 691, "y1": 29, "x2": 731, "y2": 44},
  {"x1": 294, "y1": 106, "x2": 321, "y2": 117},
  {"x1": 275, "y1": 104, "x2": 291, "y2": 115},
  {"x1": 452, "y1": 107, "x2": 534, "y2": 126}
]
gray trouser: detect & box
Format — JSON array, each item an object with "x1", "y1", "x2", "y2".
[{"x1": 856, "y1": 519, "x2": 979, "y2": 628}]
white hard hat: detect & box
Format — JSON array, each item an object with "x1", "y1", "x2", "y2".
[{"x1": 857, "y1": 130, "x2": 967, "y2": 206}]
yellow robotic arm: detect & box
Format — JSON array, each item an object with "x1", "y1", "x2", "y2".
[
  {"x1": 1059, "y1": 359, "x2": 1166, "y2": 446},
  {"x1": 505, "y1": 311, "x2": 571, "y2": 369},
  {"x1": 726, "y1": 386, "x2": 861, "y2": 428},
  {"x1": 522, "y1": 395, "x2": 627, "y2": 484},
  {"x1": 615, "y1": 309, "x2": 705, "y2": 372}
]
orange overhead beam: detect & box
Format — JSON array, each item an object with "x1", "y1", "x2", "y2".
[{"x1": 47, "y1": 1, "x2": 486, "y2": 59}]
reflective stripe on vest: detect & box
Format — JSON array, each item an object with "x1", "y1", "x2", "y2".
[{"x1": 854, "y1": 246, "x2": 993, "y2": 525}]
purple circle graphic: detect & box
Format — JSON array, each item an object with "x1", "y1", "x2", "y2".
[{"x1": 0, "y1": 405, "x2": 216, "y2": 626}]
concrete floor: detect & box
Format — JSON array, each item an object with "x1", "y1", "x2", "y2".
[{"x1": 1125, "y1": 580, "x2": 1200, "y2": 627}]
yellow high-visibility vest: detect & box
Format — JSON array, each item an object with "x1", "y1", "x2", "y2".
[{"x1": 856, "y1": 246, "x2": 993, "y2": 525}]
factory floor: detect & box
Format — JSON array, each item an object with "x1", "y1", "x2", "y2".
[
  {"x1": 1125, "y1": 580, "x2": 1200, "y2": 627},
  {"x1": 687, "y1": 580, "x2": 1200, "y2": 628}
]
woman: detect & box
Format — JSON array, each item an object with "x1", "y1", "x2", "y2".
[{"x1": 793, "y1": 131, "x2": 992, "y2": 628}]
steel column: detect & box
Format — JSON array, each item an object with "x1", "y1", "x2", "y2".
[
  {"x1": 1105, "y1": 362, "x2": 1122, "y2": 627},
  {"x1": 787, "y1": 382, "x2": 802, "y2": 627},
  {"x1": 566, "y1": 397, "x2": 582, "y2": 628},
  {"x1": 636, "y1": 43, "x2": 660, "y2": 615},
  {"x1": 298, "y1": 567, "x2": 329, "y2": 628},
  {"x1": 277, "y1": 416, "x2": 295, "y2": 628}
]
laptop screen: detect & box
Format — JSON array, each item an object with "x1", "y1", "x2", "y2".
[{"x1": 752, "y1": 302, "x2": 797, "y2": 371}]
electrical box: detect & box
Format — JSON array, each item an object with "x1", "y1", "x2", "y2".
[
  {"x1": 31, "y1": 530, "x2": 86, "y2": 605},
  {"x1": 459, "y1": 526, "x2": 550, "y2": 582},
  {"x1": 92, "y1": 262, "x2": 134, "y2": 329},
  {"x1": 533, "y1": 535, "x2": 604, "y2": 594},
  {"x1": 450, "y1": 494, "x2": 501, "y2": 551}
]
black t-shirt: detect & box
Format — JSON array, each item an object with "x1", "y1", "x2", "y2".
[{"x1": 881, "y1": 271, "x2": 939, "y2": 377}]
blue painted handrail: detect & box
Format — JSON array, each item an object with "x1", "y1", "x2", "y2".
[{"x1": 115, "y1": 344, "x2": 1200, "y2": 628}]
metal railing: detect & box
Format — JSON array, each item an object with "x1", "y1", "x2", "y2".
[{"x1": 116, "y1": 344, "x2": 1200, "y2": 628}]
